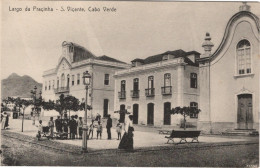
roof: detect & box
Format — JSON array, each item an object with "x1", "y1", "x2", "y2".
[
  {"x1": 97, "y1": 55, "x2": 127, "y2": 64},
  {"x1": 132, "y1": 49, "x2": 200, "y2": 66}
]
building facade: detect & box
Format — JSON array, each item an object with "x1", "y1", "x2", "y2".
[
  {"x1": 42, "y1": 41, "x2": 129, "y2": 118},
  {"x1": 197, "y1": 3, "x2": 259, "y2": 133},
  {"x1": 114, "y1": 50, "x2": 200, "y2": 126}
]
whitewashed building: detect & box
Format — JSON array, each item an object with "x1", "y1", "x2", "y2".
[
  {"x1": 197, "y1": 3, "x2": 259, "y2": 133},
  {"x1": 114, "y1": 50, "x2": 200, "y2": 126},
  {"x1": 42, "y1": 41, "x2": 129, "y2": 118}
]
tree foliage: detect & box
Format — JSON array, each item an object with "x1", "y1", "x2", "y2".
[{"x1": 170, "y1": 106, "x2": 201, "y2": 130}]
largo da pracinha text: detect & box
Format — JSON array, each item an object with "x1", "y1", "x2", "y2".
[{"x1": 9, "y1": 6, "x2": 117, "y2": 13}]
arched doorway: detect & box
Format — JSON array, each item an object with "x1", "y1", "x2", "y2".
[
  {"x1": 67, "y1": 74, "x2": 70, "y2": 87},
  {"x1": 237, "y1": 94, "x2": 253, "y2": 129},
  {"x1": 133, "y1": 104, "x2": 138, "y2": 124},
  {"x1": 119, "y1": 104, "x2": 126, "y2": 123},
  {"x1": 164, "y1": 102, "x2": 171, "y2": 125},
  {"x1": 147, "y1": 103, "x2": 154, "y2": 125}
]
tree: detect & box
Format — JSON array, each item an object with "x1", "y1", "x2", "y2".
[
  {"x1": 170, "y1": 106, "x2": 201, "y2": 130},
  {"x1": 20, "y1": 99, "x2": 32, "y2": 132},
  {"x1": 64, "y1": 95, "x2": 81, "y2": 119}
]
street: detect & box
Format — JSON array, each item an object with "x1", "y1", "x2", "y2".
[{"x1": 1, "y1": 131, "x2": 258, "y2": 167}]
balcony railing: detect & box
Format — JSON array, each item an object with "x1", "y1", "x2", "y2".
[
  {"x1": 54, "y1": 87, "x2": 70, "y2": 94},
  {"x1": 131, "y1": 90, "x2": 139, "y2": 98},
  {"x1": 118, "y1": 91, "x2": 126, "y2": 99},
  {"x1": 145, "y1": 88, "x2": 155, "y2": 97},
  {"x1": 161, "y1": 86, "x2": 172, "y2": 95}
]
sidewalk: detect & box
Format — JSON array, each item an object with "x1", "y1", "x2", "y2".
[{"x1": 4, "y1": 118, "x2": 258, "y2": 151}]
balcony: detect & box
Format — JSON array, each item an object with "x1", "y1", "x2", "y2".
[
  {"x1": 131, "y1": 90, "x2": 139, "y2": 98},
  {"x1": 145, "y1": 88, "x2": 155, "y2": 97},
  {"x1": 54, "y1": 87, "x2": 70, "y2": 94},
  {"x1": 118, "y1": 91, "x2": 126, "y2": 99},
  {"x1": 161, "y1": 86, "x2": 172, "y2": 95}
]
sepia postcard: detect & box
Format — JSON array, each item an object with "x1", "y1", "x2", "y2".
[{"x1": 1, "y1": 0, "x2": 259, "y2": 167}]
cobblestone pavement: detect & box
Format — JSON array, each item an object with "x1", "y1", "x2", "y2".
[{"x1": 1, "y1": 130, "x2": 259, "y2": 167}]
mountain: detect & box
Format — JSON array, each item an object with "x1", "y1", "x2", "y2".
[{"x1": 1, "y1": 73, "x2": 42, "y2": 99}]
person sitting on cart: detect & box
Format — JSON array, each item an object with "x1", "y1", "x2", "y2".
[
  {"x1": 48, "y1": 117, "x2": 54, "y2": 139},
  {"x1": 36, "y1": 120, "x2": 43, "y2": 140}
]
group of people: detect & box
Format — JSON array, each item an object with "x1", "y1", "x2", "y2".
[
  {"x1": 46, "y1": 114, "x2": 84, "y2": 139},
  {"x1": 38, "y1": 113, "x2": 135, "y2": 151},
  {"x1": 1, "y1": 112, "x2": 9, "y2": 129}
]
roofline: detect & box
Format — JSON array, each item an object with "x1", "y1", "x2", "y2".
[{"x1": 208, "y1": 11, "x2": 259, "y2": 62}]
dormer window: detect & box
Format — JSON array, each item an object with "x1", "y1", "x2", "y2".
[{"x1": 162, "y1": 54, "x2": 174, "y2": 61}]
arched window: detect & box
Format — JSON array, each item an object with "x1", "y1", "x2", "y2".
[
  {"x1": 237, "y1": 40, "x2": 251, "y2": 75},
  {"x1": 190, "y1": 102, "x2": 198, "y2": 118}
]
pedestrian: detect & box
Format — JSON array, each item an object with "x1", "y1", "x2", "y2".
[
  {"x1": 48, "y1": 117, "x2": 55, "y2": 139},
  {"x1": 69, "y1": 116, "x2": 77, "y2": 139},
  {"x1": 96, "y1": 121, "x2": 102, "y2": 139},
  {"x1": 78, "y1": 117, "x2": 83, "y2": 139},
  {"x1": 36, "y1": 120, "x2": 43, "y2": 140},
  {"x1": 1, "y1": 112, "x2": 7, "y2": 129},
  {"x1": 89, "y1": 119, "x2": 95, "y2": 139},
  {"x1": 55, "y1": 116, "x2": 62, "y2": 133},
  {"x1": 118, "y1": 115, "x2": 134, "y2": 151},
  {"x1": 96, "y1": 113, "x2": 101, "y2": 122},
  {"x1": 116, "y1": 121, "x2": 122, "y2": 140},
  {"x1": 106, "y1": 114, "x2": 112, "y2": 139},
  {"x1": 63, "y1": 115, "x2": 69, "y2": 138},
  {"x1": 74, "y1": 115, "x2": 79, "y2": 138},
  {"x1": 5, "y1": 114, "x2": 9, "y2": 129}
]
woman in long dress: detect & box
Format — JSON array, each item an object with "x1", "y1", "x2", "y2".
[
  {"x1": 1, "y1": 112, "x2": 7, "y2": 129},
  {"x1": 118, "y1": 115, "x2": 134, "y2": 151}
]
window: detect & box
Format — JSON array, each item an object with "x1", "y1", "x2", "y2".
[
  {"x1": 133, "y1": 78, "x2": 139, "y2": 91},
  {"x1": 45, "y1": 82, "x2": 47, "y2": 90},
  {"x1": 190, "y1": 102, "x2": 198, "y2": 118},
  {"x1": 49, "y1": 81, "x2": 51, "y2": 90},
  {"x1": 77, "y1": 74, "x2": 80, "y2": 85},
  {"x1": 237, "y1": 40, "x2": 251, "y2": 75},
  {"x1": 72, "y1": 75, "x2": 74, "y2": 86},
  {"x1": 104, "y1": 74, "x2": 109, "y2": 85},
  {"x1": 121, "y1": 80, "x2": 126, "y2": 91},
  {"x1": 190, "y1": 73, "x2": 197, "y2": 88},
  {"x1": 164, "y1": 73, "x2": 171, "y2": 87},
  {"x1": 61, "y1": 74, "x2": 65, "y2": 87},
  {"x1": 148, "y1": 76, "x2": 154, "y2": 89},
  {"x1": 57, "y1": 77, "x2": 59, "y2": 88},
  {"x1": 53, "y1": 80, "x2": 55, "y2": 89}
]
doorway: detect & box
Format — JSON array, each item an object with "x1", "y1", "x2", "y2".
[
  {"x1": 164, "y1": 102, "x2": 171, "y2": 125},
  {"x1": 237, "y1": 94, "x2": 253, "y2": 129},
  {"x1": 147, "y1": 103, "x2": 154, "y2": 125},
  {"x1": 133, "y1": 104, "x2": 138, "y2": 124}
]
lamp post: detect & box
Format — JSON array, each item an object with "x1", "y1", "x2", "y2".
[
  {"x1": 82, "y1": 71, "x2": 91, "y2": 153},
  {"x1": 30, "y1": 86, "x2": 42, "y2": 125}
]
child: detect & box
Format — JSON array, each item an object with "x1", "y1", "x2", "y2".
[
  {"x1": 96, "y1": 121, "x2": 102, "y2": 139},
  {"x1": 116, "y1": 121, "x2": 122, "y2": 140},
  {"x1": 78, "y1": 117, "x2": 83, "y2": 139},
  {"x1": 36, "y1": 120, "x2": 43, "y2": 140},
  {"x1": 89, "y1": 120, "x2": 95, "y2": 139}
]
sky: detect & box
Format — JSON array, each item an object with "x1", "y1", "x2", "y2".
[{"x1": 1, "y1": 1, "x2": 260, "y2": 83}]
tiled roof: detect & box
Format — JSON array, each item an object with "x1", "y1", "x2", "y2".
[
  {"x1": 97, "y1": 55, "x2": 127, "y2": 64},
  {"x1": 132, "y1": 49, "x2": 200, "y2": 66}
]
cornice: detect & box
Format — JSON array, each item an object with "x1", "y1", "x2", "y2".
[{"x1": 114, "y1": 58, "x2": 186, "y2": 78}]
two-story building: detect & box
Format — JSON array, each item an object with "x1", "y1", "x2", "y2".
[
  {"x1": 42, "y1": 41, "x2": 129, "y2": 118},
  {"x1": 114, "y1": 50, "x2": 200, "y2": 126}
]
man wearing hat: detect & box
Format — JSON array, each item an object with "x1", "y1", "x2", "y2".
[{"x1": 106, "y1": 114, "x2": 112, "y2": 139}]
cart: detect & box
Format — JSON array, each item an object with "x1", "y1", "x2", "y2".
[{"x1": 36, "y1": 126, "x2": 50, "y2": 140}]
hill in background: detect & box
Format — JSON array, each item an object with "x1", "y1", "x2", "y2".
[{"x1": 1, "y1": 73, "x2": 42, "y2": 99}]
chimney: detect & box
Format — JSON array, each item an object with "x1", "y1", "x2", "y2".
[
  {"x1": 201, "y1": 32, "x2": 214, "y2": 58},
  {"x1": 239, "y1": 2, "x2": 251, "y2": 12}
]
